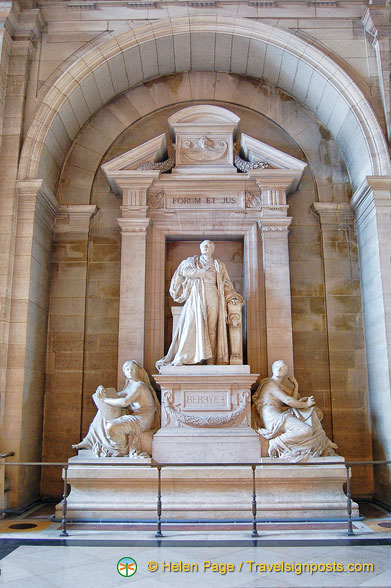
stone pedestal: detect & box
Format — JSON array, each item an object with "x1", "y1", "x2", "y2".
[
  {"x1": 152, "y1": 365, "x2": 261, "y2": 463},
  {"x1": 56, "y1": 454, "x2": 358, "y2": 521}
]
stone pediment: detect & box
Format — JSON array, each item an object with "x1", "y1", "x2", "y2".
[
  {"x1": 101, "y1": 105, "x2": 307, "y2": 204},
  {"x1": 101, "y1": 133, "x2": 168, "y2": 194},
  {"x1": 240, "y1": 133, "x2": 306, "y2": 172}
]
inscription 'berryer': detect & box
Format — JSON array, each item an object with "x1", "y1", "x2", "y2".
[{"x1": 183, "y1": 390, "x2": 231, "y2": 411}]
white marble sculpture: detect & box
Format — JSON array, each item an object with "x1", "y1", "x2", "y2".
[
  {"x1": 72, "y1": 360, "x2": 161, "y2": 457},
  {"x1": 156, "y1": 240, "x2": 244, "y2": 371},
  {"x1": 252, "y1": 360, "x2": 337, "y2": 462}
]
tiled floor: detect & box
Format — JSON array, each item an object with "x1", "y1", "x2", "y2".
[{"x1": 0, "y1": 502, "x2": 391, "y2": 588}]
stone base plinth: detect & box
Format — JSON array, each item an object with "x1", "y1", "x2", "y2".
[
  {"x1": 152, "y1": 365, "x2": 261, "y2": 463},
  {"x1": 56, "y1": 453, "x2": 358, "y2": 521},
  {"x1": 152, "y1": 428, "x2": 261, "y2": 463}
]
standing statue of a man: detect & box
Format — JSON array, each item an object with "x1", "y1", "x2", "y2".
[{"x1": 156, "y1": 240, "x2": 244, "y2": 371}]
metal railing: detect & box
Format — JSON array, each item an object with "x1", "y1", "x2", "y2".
[{"x1": 1, "y1": 456, "x2": 390, "y2": 538}]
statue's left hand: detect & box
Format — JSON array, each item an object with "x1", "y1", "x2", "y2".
[
  {"x1": 288, "y1": 376, "x2": 298, "y2": 387},
  {"x1": 228, "y1": 297, "x2": 239, "y2": 305},
  {"x1": 96, "y1": 385, "x2": 106, "y2": 399}
]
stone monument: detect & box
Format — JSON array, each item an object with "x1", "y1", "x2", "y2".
[
  {"x1": 57, "y1": 105, "x2": 357, "y2": 522},
  {"x1": 153, "y1": 239, "x2": 259, "y2": 464}
]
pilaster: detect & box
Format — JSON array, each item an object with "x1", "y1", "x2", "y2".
[
  {"x1": 42, "y1": 204, "x2": 96, "y2": 498},
  {"x1": 258, "y1": 217, "x2": 294, "y2": 374},
  {"x1": 363, "y1": 5, "x2": 391, "y2": 141},
  {"x1": 2, "y1": 179, "x2": 58, "y2": 507},
  {"x1": 0, "y1": 6, "x2": 44, "y2": 460},
  {"x1": 351, "y1": 176, "x2": 391, "y2": 502},
  {"x1": 312, "y1": 202, "x2": 372, "y2": 495},
  {"x1": 117, "y1": 216, "x2": 151, "y2": 384},
  {"x1": 251, "y1": 172, "x2": 299, "y2": 373}
]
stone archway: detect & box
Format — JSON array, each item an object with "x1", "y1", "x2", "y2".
[
  {"x1": 5, "y1": 17, "x2": 391, "y2": 507},
  {"x1": 18, "y1": 16, "x2": 390, "y2": 192}
]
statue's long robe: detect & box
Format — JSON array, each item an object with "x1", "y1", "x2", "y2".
[{"x1": 156, "y1": 256, "x2": 237, "y2": 370}]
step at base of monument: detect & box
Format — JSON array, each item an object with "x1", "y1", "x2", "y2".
[{"x1": 56, "y1": 454, "x2": 358, "y2": 521}]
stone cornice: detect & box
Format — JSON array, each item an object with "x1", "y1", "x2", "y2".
[
  {"x1": 55, "y1": 205, "x2": 97, "y2": 234},
  {"x1": 16, "y1": 179, "x2": 59, "y2": 232},
  {"x1": 6, "y1": 6, "x2": 45, "y2": 42},
  {"x1": 311, "y1": 202, "x2": 354, "y2": 226}
]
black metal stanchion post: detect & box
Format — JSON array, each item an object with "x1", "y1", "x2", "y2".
[
  {"x1": 345, "y1": 464, "x2": 354, "y2": 536},
  {"x1": 251, "y1": 465, "x2": 259, "y2": 538},
  {"x1": 155, "y1": 465, "x2": 163, "y2": 538},
  {"x1": 60, "y1": 465, "x2": 69, "y2": 537}
]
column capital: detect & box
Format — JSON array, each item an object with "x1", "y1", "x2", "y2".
[
  {"x1": 258, "y1": 217, "x2": 292, "y2": 234},
  {"x1": 16, "y1": 179, "x2": 59, "y2": 232},
  {"x1": 117, "y1": 217, "x2": 151, "y2": 233},
  {"x1": 249, "y1": 168, "x2": 305, "y2": 204},
  {"x1": 55, "y1": 205, "x2": 97, "y2": 235},
  {"x1": 311, "y1": 202, "x2": 354, "y2": 227},
  {"x1": 351, "y1": 176, "x2": 391, "y2": 227}
]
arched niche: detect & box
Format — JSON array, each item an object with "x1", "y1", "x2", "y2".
[{"x1": 18, "y1": 16, "x2": 390, "y2": 195}]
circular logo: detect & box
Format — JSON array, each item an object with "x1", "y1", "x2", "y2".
[{"x1": 117, "y1": 557, "x2": 137, "y2": 577}]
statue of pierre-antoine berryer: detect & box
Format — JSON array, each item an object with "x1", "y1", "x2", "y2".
[{"x1": 156, "y1": 240, "x2": 244, "y2": 371}]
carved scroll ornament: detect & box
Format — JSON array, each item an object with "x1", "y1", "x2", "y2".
[{"x1": 182, "y1": 136, "x2": 228, "y2": 161}]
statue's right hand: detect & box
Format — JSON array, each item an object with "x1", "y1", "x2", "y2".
[
  {"x1": 197, "y1": 268, "x2": 207, "y2": 278},
  {"x1": 306, "y1": 396, "x2": 316, "y2": 407}
]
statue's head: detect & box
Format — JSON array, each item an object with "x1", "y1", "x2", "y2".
[
  {"x1": 200, "y1": 240, "x2": 215, "y2": 255},
  {"x1": 271, "y1": 360, "x2": 288, "y2": 377},
  {"x1": 122, "y1": 360, "x2": 139, "y2": 381}
]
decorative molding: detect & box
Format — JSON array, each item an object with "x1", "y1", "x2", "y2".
[
  {"x1": 248, "y1": 1, "x2": 276, "y2": 6},
  {"x1": 165, "y1": 392, "x2": 248, "y2": 428},
  {"x1": 235, "y1": 155, "x2": 272, "y2": 173},
  {"x1": 127, "y1": 2, "x2": 157, "y2": 6},
  {"x1": 258, "y1": 217, "x2": 292, "y2": 233},
  {"x1": 261, "y1": 225, "x2": 289, "y2": 232},
  {"x1": 137, "y1": 159, "x2": 174, "y2": 173},
  {"x1": 182, "y1": 137, "x2": 228, "y2": 162},
  {"x1": 245, "y1": 192, "x2": 262, "y2": 209},
  {"x1": 67, "y1": 3, "x2": 97, "y2": 10},
  {"x1": 147, "y1": 192, "x2": 165, "y2": 209},
  {"x1": 308, "y1": 1, "x2": 337, "y2": 6},
  {"x1": 188, "y1": 1, "x2": 217, "y2": 5},
  {"x1": 117, "y1": 218, "x2": 151, "y2": 233}
]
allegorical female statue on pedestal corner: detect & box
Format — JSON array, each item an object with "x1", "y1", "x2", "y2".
[
  {"x1": 252, "y1": 360, "x2": 338, "y2": 462},
  {"x1": 72, "y1": 360, "x2": 160, "y2": 457}
]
